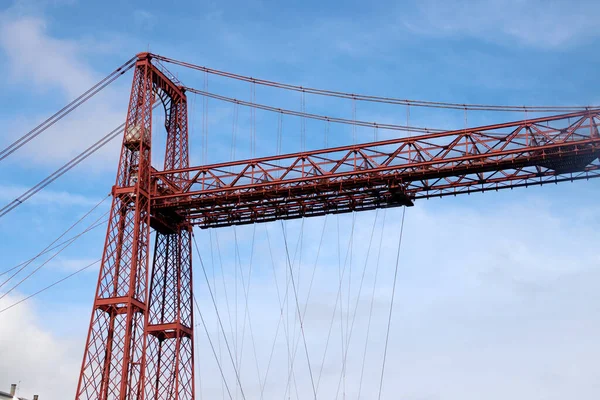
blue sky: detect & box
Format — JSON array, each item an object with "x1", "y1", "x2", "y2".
[{"x1": 0, "y1": 0, "x2": 600, "y2": 399}]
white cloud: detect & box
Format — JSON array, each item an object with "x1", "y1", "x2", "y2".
[
  {"x1": 403, "y1": 0, "x2": 600, "y2": 48},
  {"x1": 133, "y1": 9, "x2": 156, "y2": 30},
  {"x1": 0, "y1": 15, "x2": 95, "y2": 98},
  {"x1": 0, "y1": 8, "x2": 130, "y2": 170},
  {"x1": 0, "y1": 184, "x2": 102, "y2": 207},
  {"x1": 45, "y1": 257, "x2": 99, "y2": 273},
  {"x1": 0, "y1": 293, "x2": 81, "y2": 400},
  {"x1": 0, "y1": 99, "x2": 126, "y2": 169}
]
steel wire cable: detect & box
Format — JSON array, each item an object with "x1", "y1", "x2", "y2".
[
  {"x1": 0, "y1": 205, "x2": 109, "y2": 313},
  {"x1": 0, "y1": 103, "x2": 159, "y2": 218},
  {"x1": 0, "y1": 259, "x2": 101, "y2": 315},
  {"x1": 285, "y1": 218, "x2": 304, "y2": 397},
  {"x1": 357, "y1": 208, "x2": 387, "y2": 399},
  {"x1": 193, "y1": 293, "x2": 235, "y2": 400},
  {"x1": 233, "y1": 224, "x2": 263, "y2": 392},
  {"x1": 213, "y1": 229, "x2": 246, "y2": 400},
  {"x1": 315, "y1": 214, "x2": 356, "y2": 393},
  {"x1": 196, "y1": 292, "x2": 205, "y2": 400},
  {"x1": 207, "y1": 230, "x2": 227, "y2": 400},
  {"x1": 192, "y1": 232, "x2": 248, "y2": 400},
  {"x1": 333, "y1": 210, "x2": 380, "y2": 400},
  {"x1": 265, "y1": 220, "x2": 307, "y2": 400},
  {"x1": 0, "y1": 57, "x2": 136, "y2": 162},
  {"x1": 153, "y1": 54, "x2": 597, "y2": 112},
  {"x1": 279, "y1": 220, "x2": 317, "y2": 400},
  {"x1": 0, "y1": 195, "x2": 109, "y2": 291},
  {"x1": 0, "y1": 217, "x2": 107, "y2": 277},
  {"x1": 280, "y1": 220, "x2": 310, "y2": 400},
  {"x1": 0, "y1": 208, "x2": 110, "y2": 301},
  {"x1": 269, "y1": 217, "x2": 329, "y2": 399},
  {"x1": 186, "y1": 87, "x2": 443, "y2": 134},
  {"x1": 209, "y1": 231, "x2": 236, "y2": 398},
  {"x1": 293, "y1": 218, "x2": 304, "y2": 377},
  {"x1": 233, "y1": 231, "x2": 239, "y2": 397},
  {"x1": 342, "y1": 214, "x2": 355, "y2": 399},
  {"x1": 261, "y1": 224, "x2": 292, "y2": 399},
  {"x1": 377, "y1": 207, "x2": 407, "y2": 400},
  {"x1": 214, "y1": 231, "x2": 237, "y2": 358},
  {"x1": 0, "y1": 125, "x2": 123, "y2": 218},
  {"x1": 265, "y1": 221, "x2": 306, "y2": 400}
]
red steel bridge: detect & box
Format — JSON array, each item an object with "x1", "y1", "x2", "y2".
[{"x1": 1, "y1": 52, "x2": 599, "y2": 400}]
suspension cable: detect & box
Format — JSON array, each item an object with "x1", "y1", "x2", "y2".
[
  {"x1": 272, "y1": 220, "x2": 307, "y2": 400},
  {"x1": 153, "y1": 55, "x2": 596, "y2": 112},
  {"x1": 278, "y1": 217, "x2": 329, "y2": 399},
  {"x1": 0, "y1": 126, "x2": 122, "y2": 218},
  {"x1": 280, "y1": 220, "x2": 317, "y2": 400},
  {"x1": 235, "y1": 224, "x2": 263, "y2": 392},
  {"x1": 334, "y1": 210, "x2": 380, "y2": 400},
  {"x1": 0, "y1": 208, "x2": 110, "y2": 300},
  {"x1": 315, "y1": 214, "x2": 356, "y2": 393},
  {"x1": 193, "y1": 294, "x2": 234, "y2": 400},
  {"x1": 0, "y1": 217, "x2": 107, "y2": 277},
  {"x1": 186, "y1": 87, "x2": 443, "y2": 134},
  {"x1": 261, "y1": 224, "x2": 293, "y2": 400},
  {"x1": 0, "y1": 195, "x2": 109, "y2": 290},
  {"x1": 0, "y1": 57, "x2": 136, "y2": 162},
  {"x1": 207, "y1": 230, "x2": 238, "y2": 399},
  {"x1": 281, "y1": 219, "x2": 308, "y2": 400},
  {"x1": 0, "y1": 259, "x2": 100, "y2": 314},
  {"x1": 0, "y1": 103, "x2": 159, "y2": 218},
  {"x1": 357, "y1": 208, "x2": 387, "y2": 398},
  {"x1": 214, "y1": 231, "x2": 237, "y2": 360},
  {"x1": 0, "y1": 201, "x2": 108, "y2": 312},
  {"x1": 192, "y1": 232, "x2": 247, "y2": 400},
  {"x1": 377, "y1": 207, "x2": 407, "y2": 400}
]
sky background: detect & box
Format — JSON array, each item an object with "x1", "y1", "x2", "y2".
[{"x1": 1, "y1": 0, "x2": 600, "y2": 399}]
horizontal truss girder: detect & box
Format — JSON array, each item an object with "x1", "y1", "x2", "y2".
[{"x1": 150, "y1": 110, "x2": 600, "y2": 228}]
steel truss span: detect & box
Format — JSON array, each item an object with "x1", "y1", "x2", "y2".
[
  {"x1": 152, "y1": 110, "x2": 600, "y2": 228},
  {"x1": 77, "y1": 52, "x2": 600, "y2": 399}
]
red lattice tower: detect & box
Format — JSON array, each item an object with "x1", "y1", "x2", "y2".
[
  {"x1": 75, "y1": 52, "x2": 600, "y2": 400},
  {"x1": 76, "y1": 53, "x2": 194, "y2": 400}
]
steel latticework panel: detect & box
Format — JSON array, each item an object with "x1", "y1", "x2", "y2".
[
  {"x1": 151, "y1": 110, "x2": 600, "y2": 228},
  {"x1": 76, "y1": 54, "x2": 194, "y2": 400}
]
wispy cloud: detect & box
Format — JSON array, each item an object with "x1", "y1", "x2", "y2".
[
  {"x1": 133, "y1": 9, "x2": 156, "y2": 31},
  {"x1": 0, "y1": 9, "x2": 130, "y2": 169},
  {"x1": 0, "y1": 184, "x2": 102, "y2": 207},
  {"x1": 0, "y1": 293, "x2": 81, "y2": 400},
  {"x1": 403, "y1": 0, "x2": 600, "y2": 49},
  {"x1": 45, "y1": 256, "x2": 99, "y2": 273},
  {"x1": 0, "y1": 14, "x2": 95, "y2": 98}
]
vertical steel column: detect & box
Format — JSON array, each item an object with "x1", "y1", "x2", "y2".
[
  {"x1": 145, "y1": 229, "x2": 194, "y2": 400},
  {"x1": 145, "y1": 96, "x2": 195, "y2": 399},
  {"x1": 76, "y1": 55, "x2": 154, "y2": 400}
]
